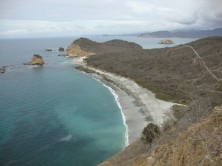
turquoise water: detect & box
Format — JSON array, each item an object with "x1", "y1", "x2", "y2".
[
  {"x1": 0, "y1": 36, "x2": 196, "y2": 166},
  {"x1": 0, "y1": 38, "x2": 125, "y2": 166}
]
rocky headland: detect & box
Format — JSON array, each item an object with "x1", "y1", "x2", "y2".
[
  {"x1": 24, "y1": 54, "x2": 45, "y2": 65},
  {"x1": 65, "y1": 37, "x2": 143, "y2": 57}
]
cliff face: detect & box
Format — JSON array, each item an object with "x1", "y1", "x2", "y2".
[
  {"x1": 65, "y1": 37, "x2": 143, "y2": 57},
  {"x1": 100, "y1": 106, "x2": 222, "y2": 166},
  {"x1": 65, "y1": 44, "x2": 95, "y2": 57}
]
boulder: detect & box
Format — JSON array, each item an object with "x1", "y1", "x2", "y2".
[
  {"x1": 24, "y1": 54, "x2": 44, "y2": 65},
  {"x1": 59, "y1": 47, "x2": 65, "y2": 52},
  {"x1": 159, "y1": 40, "x2": 174, "y2": 44},
  {"x1": 0, "y1": 66, "x2": 6, "y2": 73}
]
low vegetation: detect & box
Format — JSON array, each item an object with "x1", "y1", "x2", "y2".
[
  {"x1": 141, "y1": 123, "x2": 160, "y2": 145},
  {"x1": 85, "y1": 37, "x2": 222, "y2": 165}
]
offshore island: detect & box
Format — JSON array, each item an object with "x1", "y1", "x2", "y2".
[{"x1": 65, "y1": 37, "x2": 222, "y2": 165}]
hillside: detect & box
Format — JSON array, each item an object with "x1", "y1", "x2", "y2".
[
  {"x1": 99, "y1": 106, "x2": 222, "y2": 166},
  {"x1": 83, "y1": 37, "x2": 222, "y2": 165},
  {"x1": 65, "y1": 37, "x2": 143, "y2": 56},
  {"x1": 86, "y1": 37, "x2": 222, "y2": 105},
  {"x1": 139, "y1": 28, "x2": 222, "y2": 38}
]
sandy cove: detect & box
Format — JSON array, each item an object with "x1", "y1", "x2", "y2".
[{"x1": 72, "y1": 57, "x2": 177, "y2": 145}]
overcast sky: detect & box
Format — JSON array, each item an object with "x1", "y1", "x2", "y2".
[{"x1": 0, "y1": 0, "x2": 222, "y2": 38}]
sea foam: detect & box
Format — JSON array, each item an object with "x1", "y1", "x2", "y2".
[
  {"x1": 102, "y1": 83, "x2": 129, "y2": 147},
  {"x1": 85, "y1": 73, "x2": 129, "y2": 147},
  {"x1": 59, "y1": 134, "x2": 73, "y2": 142}
]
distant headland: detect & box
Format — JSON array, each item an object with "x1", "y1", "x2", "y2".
[{"x1": 139, "y1": 28, "x2": 222, "y2": 38}]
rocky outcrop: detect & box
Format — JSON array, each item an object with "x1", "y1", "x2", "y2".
[
  {"x1": 65, "y1": 44, "x2": 95, "y2": 57},
  {"x1": 0, "y1": 66, "x2": 6, "y2": 73},
  {"x1": 59, "y1": 47, "x2": 65, "y2": 52},
  {"x1": 65, "y1": 37, "x2": 143, "y2": 57},
  {"x1": 159, "y1": 40, "x2": 174, "y2": 44},
  {"x1": 24, "y1": 54, "x2": 44, "y2": 65}
]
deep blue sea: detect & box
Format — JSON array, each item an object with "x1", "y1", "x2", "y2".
[{"x1": 0, "y1": 36, "x2": 196, "y2": 166}]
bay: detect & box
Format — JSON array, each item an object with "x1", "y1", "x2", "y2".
[{"x1": 0, "y1": 36, "x2": 196, "y2": 166}]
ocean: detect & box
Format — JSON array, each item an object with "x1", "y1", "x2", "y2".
[{"x1": 0, "y1": 36, "x2": 196, "y2": 166}]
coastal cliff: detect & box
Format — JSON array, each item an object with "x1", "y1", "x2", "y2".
[
  {"x1": 65, "y1": 37, "x2": 143, "y2": 57},
  {"x1": 75, "y1": 37, "x2": 222, "y2": 165}
]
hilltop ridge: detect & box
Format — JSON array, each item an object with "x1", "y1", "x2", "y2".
[
  {"x1": 65, "y1": 37, "x2": 143, "y2": 56},
  {"x1": 139, "y1": 28, "x2": 222, "y2": 38}
]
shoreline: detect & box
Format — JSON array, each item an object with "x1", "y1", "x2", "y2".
[
  {"x1": 90, "y1": 75, "x2": 129, "y2": 147},
  {"x1": 72, "y1": 56, "x2": 177, "y2": 145}
]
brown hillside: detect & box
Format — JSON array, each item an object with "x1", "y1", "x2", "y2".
[{"x1": 99, "y1": 106, "x2": 222, "y2": 166}]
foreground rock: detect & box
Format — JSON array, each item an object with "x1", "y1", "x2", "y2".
[
  {"x1": 159, "y1": 39, "x2": 174, "y2": 44},
  {"x1": 0, "y1": 66, "x2": 6, "y2": 73},
  {"x1": 65, "y1": 37, "x2": 143, "y2": 57},
  {"x1": 24, "y1": 54, "x2": 45, "y2": 65}
]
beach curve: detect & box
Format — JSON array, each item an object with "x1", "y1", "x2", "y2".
[{"x1": 72, "y1": 57, "x2": 177, "y2": 145}]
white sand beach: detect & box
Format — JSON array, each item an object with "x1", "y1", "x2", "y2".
[
  {"x1": 72, "y1": 57, "x2": 177, "y2": 144},
  {"x1": 86, "y1": 67, "x2": 177, "y2": 144}
]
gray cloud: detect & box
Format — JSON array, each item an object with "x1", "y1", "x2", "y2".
[{"x1": 0, "y1": 0, "x2": 221, "y2": 38}]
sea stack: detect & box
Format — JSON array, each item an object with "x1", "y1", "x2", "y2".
[
  {"x1": 0, "y1": 66, "x2": 6, "y2": 73},
  {"x1": 59, "y1": 47, "x2": 65, "y2": 52},
  {"x1": 159, "y1": 40, "x2": 174, "y2": 44},
  {"x1": 24, "y1": 54, "x2": 45, "y2": 65}
]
